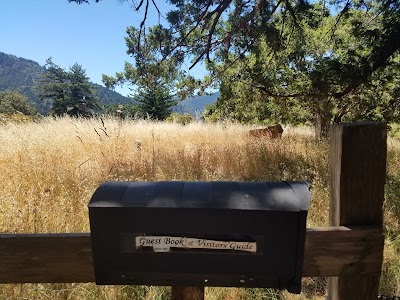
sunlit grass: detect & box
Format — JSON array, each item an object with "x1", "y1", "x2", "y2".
[{"x1": 0, "y1": 116, "x2": 399, "y2": 299}]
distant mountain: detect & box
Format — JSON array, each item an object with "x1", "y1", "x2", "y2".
[
  {"x1": 172, "y1": 92, "x2": 219, "y2": 117},
  {"x1": 0, "y1": 51, "x2": 218, "y2": 116},
  {"x1": 0, "y1": 52, "x2": 46, "y2": 112},
  {"x1": 0, "y1": 52, "x2": 132, "y2": 115},
  {"x1": 92, "y1": 83, "x2": 132, "y2": 106}
]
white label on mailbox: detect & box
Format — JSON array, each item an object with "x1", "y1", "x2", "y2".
[{"x1": 135, "y1": 236, "x2": 257, "y2": 253}]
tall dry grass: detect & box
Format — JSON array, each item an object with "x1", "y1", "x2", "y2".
[{"x1": 0, "y1": 116, "x2": 398, "y2": 299}]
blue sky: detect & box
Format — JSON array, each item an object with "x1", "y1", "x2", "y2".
[{"x1": 0, "y1": 1, "x2": 207, "y2": 96}]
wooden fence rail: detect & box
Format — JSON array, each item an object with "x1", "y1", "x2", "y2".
[{"x1": 0, "y1": 226, "x2": 383, "y2": 283}]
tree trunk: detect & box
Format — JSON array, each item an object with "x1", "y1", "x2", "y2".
[{"x1": 314, "y1": 112, "x2": 331, "y2": 141}]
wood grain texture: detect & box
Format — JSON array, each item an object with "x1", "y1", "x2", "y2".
[
  {"x1": 329, "y1": 122, "x2": 387, "y2": 228},
  {"x1": 0, "y1": 227, "x2": 383, "y2": 284},
  {"x1": 328, "y1": 122, "x2": 386, "y2": 300},
  {"x1": 0, "y1": 233, "x2": 94, "y2": 283},
  {"x1": 303, "y1": 227, "x2": 383, "y2": 277}
]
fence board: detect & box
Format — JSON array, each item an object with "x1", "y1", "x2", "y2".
[
  {"x1": 303, "y1": 226, "x2": 383, "y2": 277},
  {"x1": 0, "y1": 226, "x2": 383, "y2": 283},
  {"x1": 328, "y1": 122, "x2": 386, "y2": 300},
  {"x1": 0, "y1": 233, "x2": 94, "y2": 283}
]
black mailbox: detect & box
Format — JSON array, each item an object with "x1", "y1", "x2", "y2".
[{"x1": 88, "y1": 181, "x2": 310, "y2": 293}]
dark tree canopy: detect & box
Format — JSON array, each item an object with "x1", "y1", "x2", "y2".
[
  {"x1": 200, "y1": 1, "x2": 400, "y2": 136},
  {"x1": 69, "y1": 0, "x2": 400, "y2": 78},
  {"x1": 36, "y1": 59, "x2": 99, "y2": 117},
  {"x1": 69, "y1": 0, "x2": 400, "y2": 137},
  {"x1": 69, "y1": 0, "x2": 400, "y2": 95},
  {"x1": 134, "y1": 80, "x2": 178, "y2": 120}
]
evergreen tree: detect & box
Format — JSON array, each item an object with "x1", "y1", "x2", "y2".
[
  {"x1": 0, "y1": 52, "x2": 131, "y2": 115},
  {"x1": 134, "y1": 81, "x2": 177, "y2": 120},
  {"x1": 202, "y1": 1, "x2": 400, "y2": 138},
  {"x1": 102, "y1": 25, "x2": 201, "y2": 100},
  {"x1": 73, "y1": 0, "x2": 400, "y2": 137},
  {"x1": 67, "y1": 63, "x2": 99, "y2": 117},
  {"x1": 36, "y1": 58, "x2": 99, "y2": 116}
]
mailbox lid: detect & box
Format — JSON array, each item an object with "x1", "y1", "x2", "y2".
[{"x1": 88, "y1": 181, "x2": 310, "y2": 211}]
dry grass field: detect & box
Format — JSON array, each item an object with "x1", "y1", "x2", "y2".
[{"x1": 0, "y1": 116, "x2": 399, "y2": 299}]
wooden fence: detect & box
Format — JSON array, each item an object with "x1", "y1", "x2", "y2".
[{"x1": 0, "y1": 122, "x2": 386, "y2": 300}]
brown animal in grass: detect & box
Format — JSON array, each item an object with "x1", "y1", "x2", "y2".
[{"x1": 249, "y1": 124, "x2": 284, "y2": 139}]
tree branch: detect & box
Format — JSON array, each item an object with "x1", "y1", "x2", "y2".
[
  {"x1": 284, "y1": 0, "x2": 302, "y2": 31},
  {"x1": 161, "y1": 3, "x2": 213, "y2": 62},
  {"x1": 206, "y1": 1, "x2": 231, "y2": 63},
  {"x1": 328, "y1": 0, "x2": 351, "y2": 44},
  {"x1": 332, "y1": 28, "x2": 400, "y2": 98},
  {"x1": 137, "y1": 0, "x2": 150, "y2": 53},
  {"x1": 135, "y1": 0, "x2": 145, "y2": 11},
  {"x1": 224, "y1": 0, "x2": 282, "y2": 54}
]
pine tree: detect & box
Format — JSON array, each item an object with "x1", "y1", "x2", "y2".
[
  {"x1": 67, "y1": 63, "x2": 99, "y2": 117},
  {"x1": 36, "y1": 58, "x2": 99, "y2": 116},
  {"x1": 134, "y1": 81, "x2": 177, "y2": 120}
]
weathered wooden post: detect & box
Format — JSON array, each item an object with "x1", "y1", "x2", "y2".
[{"x1": 328, "y1": 122, "x2": 386, "y2": 300}]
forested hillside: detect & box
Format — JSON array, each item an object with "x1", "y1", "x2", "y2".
[
  {"x1": 0, "y1": 52, "x2": 218, "y2": 116},
  {"x1": 0, "y1": 52, "x2": 46, "y2": 112},
  {"x1": 0, "y1": 52, "x2": 132, "y2": 114},
  {"x1": 172, "y1": 92, "x2": 219, "y2": 117}
]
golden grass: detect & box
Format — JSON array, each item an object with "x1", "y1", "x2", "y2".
[{"x1": 0, "y1": 116, "x2": 399, "y2": 299}]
